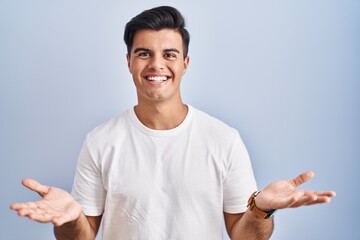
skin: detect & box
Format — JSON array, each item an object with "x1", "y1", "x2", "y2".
[
  {"x1": 10, "y1": 29, "x2": 336, "y2": 240},
  {"x1": 127, "y1": 29, "x2": 190, "y2": 130},
  {"x1": 225, "y1": 171, "x2": 336, "y2": 239}
]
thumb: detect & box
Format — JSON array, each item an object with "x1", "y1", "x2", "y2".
[
  {"x1": 290, "y1": 171, "x2": 315, "y2": 187},
  {"x1": 22, "y1": 178, "x2": 50, "y2": 197}
]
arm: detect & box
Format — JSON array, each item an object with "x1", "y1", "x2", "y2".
[
  {"x1": 10, "y1": 179, "x2": 102, "y2": 240},
  {"x1": 54, "y1": 214, "x2": 102, "y2": 240},
  {"x1": 224, "y1": 211, "x2": 273, "y2": 240},
  {"x1": 224, "y1": 171, "x2": 336, "y2": 240}
]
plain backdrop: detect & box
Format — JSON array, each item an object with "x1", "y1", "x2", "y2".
[{"x1": 1, "y1": 0, "x2": 359, "y2": 239}]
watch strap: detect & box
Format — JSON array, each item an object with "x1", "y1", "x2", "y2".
[{"x1": 247, "y1": 191, "x2": 276, "y2": 219}]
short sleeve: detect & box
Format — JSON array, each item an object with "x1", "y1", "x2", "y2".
[
  {"x1": 223, "y1": 132, "x2": 258, "y2": 213},
  {"x1": 71, "y1": 137, "x2": 106, "y2": 216}
]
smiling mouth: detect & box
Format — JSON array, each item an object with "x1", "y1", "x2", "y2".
[{"x1": 145, "y1": 75, "x2": 170, "y2": 82}]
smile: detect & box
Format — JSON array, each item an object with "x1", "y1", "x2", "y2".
[{"x1": 145, "y1": 75, "x2": 170, "y2": 82}]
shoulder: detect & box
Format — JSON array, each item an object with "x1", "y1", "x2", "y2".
[
  {"x1": 191, "y1": 106, "x2": 238, "y2": 134},
  {"x1": 190, "y1": 106, "x2": 240, "y2": 142},
  {"x1": 84, "y1": 109, "x2": 131, "y2": 146}
]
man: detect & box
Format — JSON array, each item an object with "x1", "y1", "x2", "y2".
[{"x1": 11, "y1": 6, "x2": 335, "y2": 240}]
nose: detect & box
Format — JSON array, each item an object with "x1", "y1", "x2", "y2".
[{"x1": 148, "y1": 54, "x2": 165, "y2": 70}]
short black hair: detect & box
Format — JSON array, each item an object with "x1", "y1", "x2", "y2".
[{"x1": 124, "y1": 6, "x2": 190, "y2": 58}]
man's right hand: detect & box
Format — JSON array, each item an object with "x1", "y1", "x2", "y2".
[{"x1": 10, "y1": 178, "x2": 82, "y2": 227}]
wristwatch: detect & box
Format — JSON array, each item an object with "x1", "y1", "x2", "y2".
[{"x1": 247, "y1": 191, "x2": 276, "y2": 219}]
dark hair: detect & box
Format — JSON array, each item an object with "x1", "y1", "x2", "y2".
[{"x1": 124, "y1": 6, "x2": 190, "y2": 58}]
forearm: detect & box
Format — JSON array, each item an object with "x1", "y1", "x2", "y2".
[
  {"x1": 230, "y1": 209, "x2": 274, "y2": 240},
  {"x1": 54, "y1": 212, "x2": 96, "y2": 240}
]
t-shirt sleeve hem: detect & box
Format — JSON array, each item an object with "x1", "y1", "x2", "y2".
[
  {"x1": 81, "y1": 206, "x2": 104, "y2": 217},
  {"x1": 223, "y1": 204, "x2": 248, "y2": 214}
]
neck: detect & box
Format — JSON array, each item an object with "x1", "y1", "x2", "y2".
[{"x1": 134, "y1": 100, "x2": 188, "y2": 130}]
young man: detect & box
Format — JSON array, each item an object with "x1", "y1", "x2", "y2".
[{"x1": 11, "y1": 6, "x2": 335, "y2": 240}]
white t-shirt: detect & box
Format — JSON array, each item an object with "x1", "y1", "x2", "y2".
[{"x1": 71, "y1": 105, "x2": 257, "y2": 239}]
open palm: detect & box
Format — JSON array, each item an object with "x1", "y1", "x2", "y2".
[
  {"x1": 254, "y1": 171, "x2": 336, "y2": 211},
  {"x1": 10, "y1": 179, "x2": 82, "y2": 226}
]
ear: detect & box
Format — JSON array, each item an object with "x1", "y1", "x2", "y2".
[
  {"x1": 126, "y1": 53, "x2": 131, "y2": 73},
  {"x1": 183, "y1": 56, "x2": 190, "y2": 75}
]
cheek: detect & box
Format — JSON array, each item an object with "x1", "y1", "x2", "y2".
[
  {"x1": 129, "y1": 65, "x2": 140, "y2": 76},
  {"x1": 132, "y1": 62, "x2": 147, "y2": 75},
  {"x1": 174, "y1": 66, "x2": 185, "y2": 76}
]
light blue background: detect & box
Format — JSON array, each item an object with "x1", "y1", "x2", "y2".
[{"x1": 1, "y1": 0, "x2": 359, "y2": 239}]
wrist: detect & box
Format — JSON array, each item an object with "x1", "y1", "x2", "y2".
[{"x1": 247, "y1": 191, "x2": 276, "y2": 219}]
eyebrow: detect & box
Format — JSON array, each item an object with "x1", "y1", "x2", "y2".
[
  {"x1": 133, "y1": 48, "x2": 151, "y2": 54},
  {"x1": 164, "y1": 48, "x2": 180, "y2": 54},
  {"x1": 133, "y1": 48, "x2": 180, "y2": 54}
]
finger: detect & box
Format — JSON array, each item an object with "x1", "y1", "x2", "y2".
[
  {"x1": 10, "y1": 201, "x2": 39, "y2": 211},
  {"x1": 14, "y1": 202, "x2": 46, "y2": 216},
  {"x1": 18, "y1": 208, "x2": 36, "y2": 217},
  {"x1": 304, "y1": 190, "x2": 336, "y2": 198},
  {"x1": 22, "y1": 178, "x2": 50, "y2": 197},
  {"x1": 289, "y1": 195, "x2": 318, "y2": 208},
  {"x1": 18, "y1": 205, "x2": 59, "y2": 223},
  {"x1": 305, "y1": 196, "x2": 333, "y2": 205},
  {"x1": 27, "y1": 211, "x2": 57, "y2": 223},
  {"x1": 319, "y1": 191, "x2": 336, "y2": 197},
  {"x1": 289, "y1": 189, "x2": 336, "y2": 207},
  {"x1": 290, "y1": 171, "x2": 315, "y2": 187},
  {"x1": 295, "y1": 190, "x2": 336, "y2": 199},
  {"x1": 17, "y1": 205, "x2": 46, "y2": 217}
]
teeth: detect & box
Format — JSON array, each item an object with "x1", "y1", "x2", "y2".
[{"x1": 147, "y1": 76, "x2": 168, "y2": 82}]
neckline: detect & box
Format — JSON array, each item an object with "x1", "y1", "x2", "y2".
[{"x1": 127, "y1": 105, "x2": 193, "y2": 137}]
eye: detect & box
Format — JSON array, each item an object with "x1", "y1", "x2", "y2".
[
  {"x1": 138, "y1": 52, "x2": 150, "y2": 58},
  {"x1": 164, "y1": 53, "x2": 177, "y2": 59}
]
